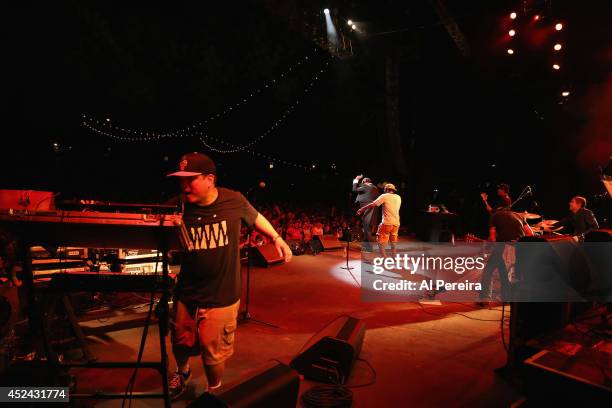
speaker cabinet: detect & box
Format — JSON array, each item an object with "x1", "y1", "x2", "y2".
[
  {"x1": 187, "y1": 362, "x2": 299, "y2": 408},
  {"x1": 310, "y1": 234, "x2": 343, "y2": 251},
  {"x1": 290, "y1": 315, "x2": 366, "y2": 384},
  {"x1": 251, "y1": 243, "x2": 284, "y2": 267}
]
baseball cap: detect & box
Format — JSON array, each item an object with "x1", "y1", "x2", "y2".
[
  {"x1": 167, "y1": 152, "x2": 216, "y2": 177},
  {"x1": 384, "y1": 183, "x2": 397, "y2": 192}
]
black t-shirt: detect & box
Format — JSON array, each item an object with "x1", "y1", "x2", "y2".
[
  {"x1": 175, "y1": 187, "x2": 258, "y2": 307},
  {"x1": 489, "y1": 210, "x2": 526, "y2": 242}
]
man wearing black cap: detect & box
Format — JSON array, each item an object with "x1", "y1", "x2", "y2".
[
  {"x1": 352, "y1": 175, "x2": 379, "y2": 250},
  {"x1": 166, "y1": 152, "x2": 292, "y2": 399}
]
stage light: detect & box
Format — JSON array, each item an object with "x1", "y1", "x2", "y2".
[
  {"x1": 510, "y1": 12, "x2": 517, "y2": 19},
  {"x1": 554, "y1": 43, "x2": 562, "y2": 51},
  {"x1": 269, "y1": 163, "x2": 274, "y2": 169},
  {"x1": 105, "y1": 118, "x2": 110, "y2": 122},
  {"x1": 507, "y1": 48, "x2": 514, "y2": 55},
  {"x1": 323, "y1": 8, "x2": 330, "y2": 14},
  {"x1": 534, "y1": 15, "x2": 540, "y2": 21},
  {"x1": 552, "y1": 64, "x2": 560, "y2": 70},
  {"x1": 347, "y1": 20, "x2": 353, "y2": 25},
  {"x1": 555, "y1": 23, "x2": 563, "y2": 31},
  {"x1": 351, "y1": 24, "x2": 356, "y2": 30},
  {"x1": 561, "y1": 91, "x2": 570, "y2": 97},
  {"x1": 324, "y1": 8, "x2": 338, "y2": 47},
  {"x1": 508, "y1": 29, "x2": 516, "y2": 37}
]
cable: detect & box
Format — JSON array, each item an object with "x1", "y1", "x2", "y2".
[
  {"x1": 345, "y1": 358, "x2": 376, "y2": 388},
  {"x1": 415, "y1": 301, "x2": 503, "y2": 322},
  {"x1": 301, "y1": 385, "x2": 353, "y2": 408}
]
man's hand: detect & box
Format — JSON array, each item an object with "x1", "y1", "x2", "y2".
[
  {"x1": 274, "y1": 237, "x2": 292, "y2": 262},
  {"x1": 356, "y1": 207, "x2": 364, "y2": 216},
  {"x1": 355, "y1": 174, "x2": 363, "y2": 181},
  {"x1": 480, "y1": 192, "x2": 488, "y2": 201}
]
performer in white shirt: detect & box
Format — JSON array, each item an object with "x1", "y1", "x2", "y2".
[{"x1": 357, "y1": 183, "x2": 401, "y2": 257}]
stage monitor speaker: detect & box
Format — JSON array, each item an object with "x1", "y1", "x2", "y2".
[
  {"x1": 290, "y1": 315, "x2": 366, "y2": 384},
  {"x1": 187, "y1": 362, "x2": 299, "y2": 408},
  {"x1": 251, "y1": 243, "x2": 284, "y2": 267},
  {"x1": 311, "y1": 234, "x2": 343, "y2": 251}
]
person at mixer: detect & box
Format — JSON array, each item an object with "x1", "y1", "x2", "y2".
[{"x1": 551, "y1": 196, "x2": 599, "y2": 240}]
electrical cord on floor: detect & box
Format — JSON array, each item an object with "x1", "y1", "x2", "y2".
[
  {"x1": 415, "y1": 301, "x2": 504, "y2": 322},
  {"x1": 345, "y1": 358, "x2": 376, "y2": 388},
  {"x1": 300, "y1": 357, "x2": 376, "y2": 407},
  {"x1": 301, "y1": 385, "x2": 353, "y2": 408}
]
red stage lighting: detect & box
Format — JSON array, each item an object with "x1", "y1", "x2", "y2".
[
  {"x1": 507, "y1": 49, "x2": 514, "y2": 55},
  {"x1": 554, "y1": 43, "x2": 562, "y2": 51},
  {"x1": 534, "y1": 15, "x2": 540, "y2": 21},
  {"x1": 509, "y1": 29, "x2": 516, "y2": 37},
  {"x1": 510, "y1": 12, "x2": 517, "y2": 20},
  {"x1": 555, "y1": 23, "x2": 563, "y2": 31},
  {"x1": 552, "y1": 64, "x2": 560, "y2": 70}
]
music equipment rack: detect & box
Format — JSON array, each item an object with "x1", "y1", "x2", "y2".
[{"x1": 0, "y1": 209, "x2": 191, "y2": 408}]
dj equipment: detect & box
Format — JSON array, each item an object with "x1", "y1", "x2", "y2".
[
  {"x1": 0, "y1": 190, "x2": 56, "y2": 211},
  {"x1": 0, "y1": 209, "x2": 191, "y2": 408},
  {"x1": 46, "y1": 271, "x2": 175, "y2": 293},
  {"x1": 290, "y1": 315, "x2": 366, "y2": 384},
  {"x1": 0, "y1": 210, "x2": 191, "y2": 250}
]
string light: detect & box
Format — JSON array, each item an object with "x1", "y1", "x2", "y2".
[
  {"x1": 198, "y1": 134, "x2": 311, "y2": 170},
  {"x1": 196, "y1": 63, "x2": 330, "y2": 153},
  {"x1": 84, "y1": 59, "x2": 332, "y2": 170},
  {"x1": 85, "y1": 61, "x2": 329, "y2": 151},
  {"x1": 83, "y1": 48, "x2": 323, "y2": 139}
]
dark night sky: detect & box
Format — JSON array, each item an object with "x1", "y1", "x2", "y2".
[{"x1": 3, "y1": 0, "x2": 611, "y2": 228}]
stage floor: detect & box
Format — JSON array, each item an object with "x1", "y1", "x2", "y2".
[{"x1": 53, "y1": 243, "x2": 521, "y2": 407}]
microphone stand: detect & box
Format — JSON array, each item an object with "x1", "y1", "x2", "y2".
[
  {"x1": 340, "y1": 191, "x2": 360, "y2": 288},
  {"x1": 507, "y1": 186, "x2": 532, "y2": 210},
  {"x1": 238, "y1": 193, "x2": 278, "y2": 328}
]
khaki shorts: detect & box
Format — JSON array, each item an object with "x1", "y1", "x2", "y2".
[
  {"x1": 171, "y1": 299, "x2": 240, "y2": 366},
  {"x1": 376, "y1": 224, "x2": 399, "y2": 243}
]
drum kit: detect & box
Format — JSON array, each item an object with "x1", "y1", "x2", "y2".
[{"x1": 520, "y1": 211, "x2": 563, "y2": 233}]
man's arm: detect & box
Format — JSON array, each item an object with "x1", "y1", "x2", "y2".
[
  {"x1": 253, "y1": 213, "x2": 292, "y2": 262},
  {"x1": 357, "y1": 194, "x2": 383, "y2": 216},
  {"x1": 352, "y1": 174, "x2": 365, "y2": 193},
  {"x1": 480, "y1": 193, "x2": 493, "y2": 214},
  {"x1": 356, "y1": 202, "x2": 375, "y2": 216},
  {"x1": 552, "y1": 215, "x2": 572, "y2": 231},
  {"x1": 583, "y1": 210, "x2": 599, "y2": 234}
]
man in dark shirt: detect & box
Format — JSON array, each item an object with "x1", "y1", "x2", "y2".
[
  {"x1": 166, "y1": 152, "x2": 292, "y2": 399},
  {"x1": 552, "y1": 196, "x2": 599, "y2": 241},
  {"x1": 352, "y1": 175, "x2": 379, "y2": 250},
  {"x1": 478, "y1": 209, "x2": 533, "y2": 302},
  {"x1": 481, "y1": 183, "x2": 512, "y2": 214}
]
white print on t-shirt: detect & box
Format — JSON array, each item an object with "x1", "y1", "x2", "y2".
[{"x1": 190, "y1": 221, "x2": 229, "y2": 250}]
